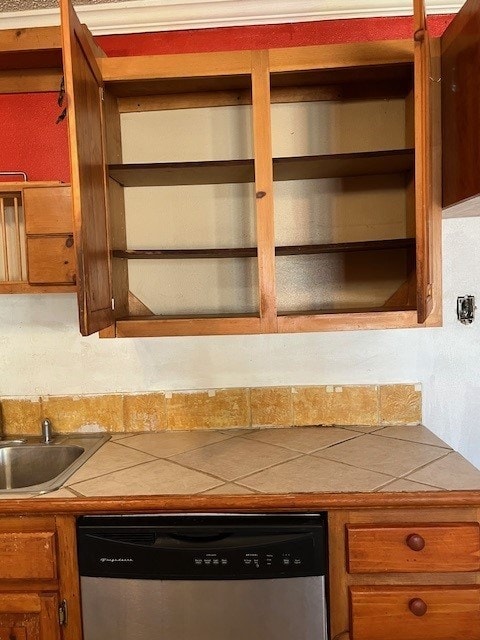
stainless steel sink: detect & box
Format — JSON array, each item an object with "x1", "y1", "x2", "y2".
[{"x1": 0, "y1": 434, "x2": 109, "y2": 494}]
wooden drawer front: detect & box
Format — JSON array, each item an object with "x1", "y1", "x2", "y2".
[
  {"x1": 24, "y1": 186, "x2": 72, "y2": 235},
  {"x1": 347, "y1": 523, "x2": 480, "y2": 573},
  {"x1": 0, "y1": 532, "x2": 56, "y2": 580},
  {"x1": 27, "y1": 236, "x2": 76, "y2": 284},
  {"x1": 350, "y1": 586, "x2": 480, "y2": 640}
]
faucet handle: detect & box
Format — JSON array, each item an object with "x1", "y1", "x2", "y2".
[{"x1": 41, "y1": 418, "x2": 53, "y2": 444}]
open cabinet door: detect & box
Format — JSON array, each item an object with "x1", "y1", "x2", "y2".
[
  {"x1": 442, "y1": 0, "x2": 480, "y2": 214},
  {"x1": 414, "y1": 0, "x2": 434, "y2": 324},
  {"x1": 60, "y1": 0, "x2": 113, "y2": 336}
]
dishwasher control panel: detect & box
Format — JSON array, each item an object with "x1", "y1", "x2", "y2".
[{"x1": 77, "y1": 514, "x2": 327, "y2": 581}]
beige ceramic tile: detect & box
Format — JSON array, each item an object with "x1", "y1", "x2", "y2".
[
  {"x1": 169, "y1": 436, "x2": 299, "y2": 481},
  {"x1": 41, "y1": 394, "x2": 124, "y2": 433},
  {"x1": 315, "y1": 434, "x2": 446, "y2": 477},
  {"x1": 245, "y1": 427, "x2": 360, "y2": 453},
  {"x1": 38, "y1": 488, "x2": 78, "y2": 498},
  {"x1": 250, "y1": 387, "x2": 293, "y2": 427},
  {"x1": 167, "y1": 389, "x2": 249, "y2": 430},
  {"x1": 118, "y1": 431, "x2": 233, "y2": 458},
  {"x1": 238, "y1": 455, "x2": 394, "y2": 493},
  {"x1": 378, "y1": 478, "x2": 441, "y2": 492},
  {"x1": 70, "y1": 459, "x2": 222, "y2": 496},
  {"x1": 406, "y1": 452, "x2": 480, "y2": 490},
  {"x1": 202, "y1": 483, "x2": 254, "y2": 495},
  {"x1": 123, "y1": 393, "x2": 167, "y2": 432},
  {"x1": 380, "y1": 384, "x2": 422, "y2": 425},
  {"x1": 293, "y1": 386, "x2": 379, "y2": 427},
  {"x1": 0, "y1": 397, "x2": 42, "y2": 435},
  {"x1": 376, "y1": 425, "x2": 451, "y2": 449},
  {"x1": 65, "y1": 441, "x2": 156, "y2": 485}
]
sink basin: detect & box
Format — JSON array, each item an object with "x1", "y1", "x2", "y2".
[{"x1": 0, "y1": 434, "x2": 109, "y2": 495}]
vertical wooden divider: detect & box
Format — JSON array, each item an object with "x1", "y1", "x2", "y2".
[{"x1": 251, "y1": 50, "x2": 278, "y2": 334}]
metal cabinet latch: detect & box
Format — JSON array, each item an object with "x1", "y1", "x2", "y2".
[
  {"x1": 58, "y1": 599, "x2": 68, "y2": 626},
  {"x1": 457, "y1": 296, "x2": 476, "y2": 324}
]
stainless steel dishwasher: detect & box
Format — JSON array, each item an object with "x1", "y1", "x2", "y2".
[{"x1": 77, "y1": 513, "x2": 328, "y2": 640}]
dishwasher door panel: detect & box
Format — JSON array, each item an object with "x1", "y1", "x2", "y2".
[{"x1": 81, "y1": 575, "x2": 327, "y2": 640}]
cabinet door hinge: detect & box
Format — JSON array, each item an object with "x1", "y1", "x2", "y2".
[
  {"x1": 58, "y1": 599, "x2": 68, "y2": 626},
  {"x1": 100, "y1": 87, "x2": 105, "y2": 101},
  {"x1": 111, "y1": 297, "x2": 115, "y2": 310}
]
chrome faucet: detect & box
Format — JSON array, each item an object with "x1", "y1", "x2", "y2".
[{"x1": 41, "y1": 418, "x2": 54, "y2": 444}]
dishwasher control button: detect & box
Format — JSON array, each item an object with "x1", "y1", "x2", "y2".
[
  {"x1": 221, "y1": 559, "x2": 228, "y2": 565},
  {"x1": 194, "y1": 559, "x2": 202, "y2": 565},
  {"x1": 283, "y1": 559, "x2": 291, "y2": 565},
  {"x1": 213, "y1": 559, "x2": 220, "y2": 565}
]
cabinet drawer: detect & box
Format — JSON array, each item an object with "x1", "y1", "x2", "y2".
[
  {"x1": 347, "y1": 523, "x2": 480, "y2": 573},
  {"x1": 24, "y1": 186, "x2": 72, "y2": 235},
  {"x1": 0, "y1": 531, "x2": 57, "y2": 580},
  {"x1": 350, "y1": 586, "x2": 480, "y2": 640},
  {"x1": 27, "y1": 236, "x2": 76, "y2": 284}
]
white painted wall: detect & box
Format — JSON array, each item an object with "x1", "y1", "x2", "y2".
[{"x1": 0, "y1": 216, "x2": 478, "y2": 466}]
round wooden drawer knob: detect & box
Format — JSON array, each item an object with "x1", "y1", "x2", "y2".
[
  {"x1": 409, "y1": 598, "x2": 428, "y2": 617},
  {"x1": 406, "y1": 533, "x2": 425, "y2": 551}
]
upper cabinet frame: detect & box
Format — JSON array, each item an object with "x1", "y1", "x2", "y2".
[{"x1": 60, "y1": 0, "x2": 448, "y2": 338}]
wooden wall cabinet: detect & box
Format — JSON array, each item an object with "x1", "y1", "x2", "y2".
[
  {"x1": 0, "y1": 516, "x2": 81, "y2": 640},
  {"x1": 0, "y1": 184, "x2": 75, "y2": 294},
  {"x1": 58, "y1": 0, "x2": 476, "y2": 337},
  {"x1": 0, "y1": 30, "x2": 75, "y2": 295}
]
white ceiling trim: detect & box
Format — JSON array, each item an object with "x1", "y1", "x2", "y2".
[{"x1": 0, "y1": 0, "x2": 463, "y2": 35}]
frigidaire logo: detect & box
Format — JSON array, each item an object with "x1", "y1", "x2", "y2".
[{"x1": 100, "y1": 557, "x2": 134, "y2": 563}]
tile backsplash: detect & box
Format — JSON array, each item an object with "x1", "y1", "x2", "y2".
[{"x1": 0, "y1": 384, "x2": 421, "y2": 435}]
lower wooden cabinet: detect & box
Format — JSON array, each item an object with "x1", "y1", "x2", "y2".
[
  {"x1": 0, "y1": 593, "x2": 61, "y2": 640},
  {"x1": 0, "y1": 517, "x2": 81, "y2": 640},
  {"x1": 350, "y1": 585, "x2": 480, "y2": 640},
  {"x1": 328, "y1": 510, "x2": 480, "y2": 640}
]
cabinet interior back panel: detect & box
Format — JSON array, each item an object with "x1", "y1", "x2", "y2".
[
  {"x1": 124, "y1": 184, "x2": 256, "y2": 249},
  {"x1": 276, "y1": 249, "x2": 409, "y2": 313},
  {"x1": 121, "y1": 105, "x2": 253, "y2": 163},
  {"x1": 121, "y1": 105, "x2": 256, "y2": 314},
  {"x1": 128, "y1": 258, "x2": 259, "y2": 316},
  {"x1": 271, "y1": 99, "x2": 406, "y2": 156}
]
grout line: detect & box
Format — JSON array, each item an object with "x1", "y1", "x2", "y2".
[
  {"x1": 394, "y1": 450, "x2": 453, "y2": 483},
  {"x1": 370, "y1": 430, "x2": 452, "y2": 450},
  {"x1": 116, "y1": 431, "x2": 236, "y2": 457},
  {"x1": 376, "y1": 384, "x2": 381, "y2": 429},
  {"x1": 375, "y1": 476, "x2": 443, "y2": 492},
  {"x1": 247, "y1": 387, "x2": 252, "y2": 429},
  {"x1": 166, "y1": 446, "x2": 304, "y2": 484}
]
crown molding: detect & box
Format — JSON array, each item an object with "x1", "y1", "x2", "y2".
[{"x1": 0, "y1": 0, "x2": 463, "y2": 35}]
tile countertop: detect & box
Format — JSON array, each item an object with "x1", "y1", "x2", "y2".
[{"x1": 10, "y1": 424, "x2": 480, "y2": 500}]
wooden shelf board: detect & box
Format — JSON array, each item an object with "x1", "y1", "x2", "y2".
[
  {"x1": 274, "y1": 149, "x2": 414, "y2": 182},
  {"x1": 115, "y1": 314, "x2": 262, "y2": 337},
  {"x1": 270, "y1": 63, "x2": 413, "y2": 92},
  {"x1": 109, "y1": 149, "x2": 414, "y2": 187},
  {"x1": 279, "y1": 305, "x2": 416, "y2": 317},
  {"x1": 113, "y1": 238, "x2": 415, "y2": 261},
  {"x1": 109, "y1": 159, "x2": 254, "y2": 187}
]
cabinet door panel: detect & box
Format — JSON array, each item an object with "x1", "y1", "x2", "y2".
[
  {"x1": 442, "y1": 0, "x2": 480, "y2": 210},
  {"x1": 414, "y1": 0, "x2": 434, "y2": 323},
  {"x1": 60, "y1": 0, "x2": 113, "y2": 335},
  {"x1": 0, "y1": 594, "x2": 60, "y2": 640}
]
